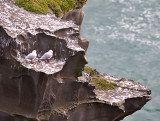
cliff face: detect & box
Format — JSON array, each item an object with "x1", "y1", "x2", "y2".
[{"x1": 0, "y1": 0, "x2": 151, "y2": 121}]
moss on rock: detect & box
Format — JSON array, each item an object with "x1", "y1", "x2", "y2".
[
  {"x1": 84, "y1": 66, "x2": 96, "y2": 77},
  {"x1": 15, "y1": 0, "x2": 87, "y2": 17},
  {"x1": 91, "y1": 77, "x2": 116, "y2": 90},
  {"x1": 84, "y1": 66, "x2": 116, "y2": 90}
]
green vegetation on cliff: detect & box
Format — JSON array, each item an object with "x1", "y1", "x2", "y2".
[
  {"x1": 91, "y1": 77, "x2": 116, "y2": 90},
  {"x1": 84, "y1": 66, "x2": 116, "y2": 90},
  {"x1": 84, "y1": 66, "x2": 96, "y2": 77},
  {"x1": 15, "y1": 0, "x2": 87, "y2": 16}
]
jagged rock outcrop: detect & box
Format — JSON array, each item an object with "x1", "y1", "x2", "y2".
[{"x1": 0, "y1": 0, "x2": 151, "y2": 121}]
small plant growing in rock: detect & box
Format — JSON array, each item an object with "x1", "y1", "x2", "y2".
[
  {"x1": 84, "y1": 66, "x2": 96, "y2": 77},
  {"x1": 84, "y1": 66, "x2": 116, "y2": 90},
  {"x1": 91, "y1": 77, "x2": 116, "y2": 90}
]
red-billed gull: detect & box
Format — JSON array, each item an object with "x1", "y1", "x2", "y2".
[
  {"x1": 25, "y1": 50, "x2": 37, "y2": 64},
  {"x1": 40, "y1": 50, "x2": 53, "y2": 62}
]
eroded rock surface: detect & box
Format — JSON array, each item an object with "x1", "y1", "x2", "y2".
[{"x1": 0, "y1": 0, "x2": 151, "y2": 121}]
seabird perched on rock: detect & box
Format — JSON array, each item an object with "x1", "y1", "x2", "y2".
[
  {"x1": 25, "y1": 50, "x2": 37, "y2": 64},
  {"x1": 40, "y1": 50, "x2": 53, "y2": 62}
]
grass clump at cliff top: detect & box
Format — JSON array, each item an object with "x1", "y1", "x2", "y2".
[
  {"x1": 15, "y1": 0, "x2": 87, "y2": 16},
  {"x1": 84, "y1": 66, "x2": 96, "y2": 77},
  {"x1": 91, "y1": 77, "x2": 116, "y2": 90},
  {"x1": 84, "y1": 66, "x2": 116, "y2": 90}
]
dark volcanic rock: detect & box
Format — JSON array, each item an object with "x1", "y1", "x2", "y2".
[
  {"x1": 62, "y1": 9, "x2": 89, "y2": 53},
  {"x1": 62, "y1": 9, "x2": 84, "y2": 30},
  {"x1": 0, "y1": 0, "x2": 151, "y2": 121}
]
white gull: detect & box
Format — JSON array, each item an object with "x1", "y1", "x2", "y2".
[
  {"x1": 40, "y1": 50, "x2": 53, "y2": 62},
  {"x1": 25, "y1": 50, "x2": 37, "y2": 63}
]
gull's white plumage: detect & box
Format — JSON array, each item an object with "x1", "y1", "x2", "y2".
[
  {"x1": 25, "y1": 50, "x2": 37, "y2": 60},
  {"x1": 40, "y1": 50, "x2": 53, "y2": 60}
]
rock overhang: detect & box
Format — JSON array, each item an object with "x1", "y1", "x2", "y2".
[{"x1": 0, "y1": 0, "x2": 85, "y2": 75}]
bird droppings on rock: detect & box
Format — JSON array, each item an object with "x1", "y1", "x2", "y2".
[{"x1": 18, "y1": 56, "x2": 65, "y2": 74}]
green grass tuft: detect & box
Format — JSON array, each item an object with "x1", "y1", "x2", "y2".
[
  {"x1": 84, "y1": 66, "x2": 116, "y2": 90},
  {"x1": 15, "y1": 0, "x2": 87, "y2": 17},
  {"x1": 91, "y1": 77, "x2": 116, "y2": 90},
  {"x1": 84, "y1": 66, "x2": 96, "y2": 77}
]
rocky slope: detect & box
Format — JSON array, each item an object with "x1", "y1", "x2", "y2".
[{"x1": 0, "y1": 0, "x2": 151, "y2": 121}]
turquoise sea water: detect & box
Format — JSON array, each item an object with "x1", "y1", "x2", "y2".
[{"x1": 81, "y1": 0, "x2": 160, "y2": 120}]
